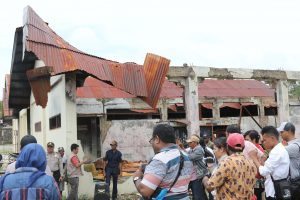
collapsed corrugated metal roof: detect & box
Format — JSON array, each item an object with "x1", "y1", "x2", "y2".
[
  {"x1": 198, "y1": 79, "x2": 274, "y2": 97},
  {"x1": 77, "y1": 77, "x2": 183, "y2": 99},
  {"x1": 9, "y1": 6, "x2": 170, "y2": 112},
  {"x1": 77, "y1": 78, "x2": 274, "y2": 99}
]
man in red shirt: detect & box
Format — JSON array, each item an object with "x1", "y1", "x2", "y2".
[{"x1": 66, "y1": 143, "x2": 87, "y2": 200}]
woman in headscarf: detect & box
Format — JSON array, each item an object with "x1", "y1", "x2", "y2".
[{"x1": 0, "y1": 143, "x2": 61, "y2": 200}]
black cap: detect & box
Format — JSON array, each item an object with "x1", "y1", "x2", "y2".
[{"x1": 20, "y1": 135, "x2": 37, "y2": 149}]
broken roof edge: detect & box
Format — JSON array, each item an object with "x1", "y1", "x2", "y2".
[
  {"x1": 25, "y1": 53, "x2": 170, "y2": 109},
  {"x1": 168, "y1": 66, "x2": 300, "y2": 81},
  {"x1": 9, "y1": 6, "x2": 170, "y2": 110},
  {"x1": 23, "y1": 6, "x2": 120, "y2": 64}
]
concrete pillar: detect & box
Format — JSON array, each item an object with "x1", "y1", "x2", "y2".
[
  {"x1": 91, "y1": 117, "x2": 98, "y2": 157},
  {"x1": 276, "y1": 80, "x2": 289, "y2": 123},
  {"x1": 12, "y1": 119, "x2": 19, "y2": 152},
  {"x1": 258, "y1": 98, "x2": 267, "y2": 127},
  {"x1": 213, "y1": 100, "x2": 220, "y2": 120},
  {"x1": 184, "y1": 67, "x2": 200, "y2": 137},
  {"x1": 160, "y1": 98, "x2": 168, "y2": 121}
]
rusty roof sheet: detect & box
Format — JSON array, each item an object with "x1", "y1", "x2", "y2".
[
  {"x1": 77, "y1": 78, "x2": 273, "y2": 101},
  {"x1": 20, "y1": 6, "x2": 170, "y2": 108},
  {"x1": 77, "y1": 77, "x2": 135, "y2": 99},
  {"x1": 198, "y1": 79, "x2": 274, "y2": 98},
  {"x1": 77, "y1": 77, "x2": 183, "y2": 100}
]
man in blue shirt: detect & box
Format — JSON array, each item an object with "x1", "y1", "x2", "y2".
[{"x1": 103, "y1": 140, "x2": 122, "y2": 200}]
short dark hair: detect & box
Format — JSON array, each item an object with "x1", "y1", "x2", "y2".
[
  {"x1": 214, "y1": 137, "x2": 227, "y2": 149},
  {"x1": 20, "y1": 135, "x2": 37, "y2": 149},
  {"x1": 284, "y1": 122, "x2": 295, "y2": 134},
  {"x1": 199, "y1": 137, "x2": 206, "y2": 148},
  {"x1": 226, "y1": 124, "x2": 241, "y2": 134},
  {"x1": 261, "y1": 126, "x2": 279, "y2": 140},
  {"x1": 71, "y1": 143, "x2": 79, "y2": 151},
  {"x1": 244, "y1": 130, "x2": 260, "y2": 143},
  {"x1": 153, "y1": 124, "x2": 176, "y2": 144}
]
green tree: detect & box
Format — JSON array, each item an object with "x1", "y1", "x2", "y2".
[{"x1": 289, "y1": 81, "x2": 300, "y2": 101}]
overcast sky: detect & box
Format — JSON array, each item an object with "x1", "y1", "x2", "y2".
[{"x1": 1, "y1": 0, "x2": 300, "y2": 98}]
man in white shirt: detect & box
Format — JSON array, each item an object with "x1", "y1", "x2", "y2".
[{"x1": 251, "y1": 126, "x2": 290, "y2": 200}]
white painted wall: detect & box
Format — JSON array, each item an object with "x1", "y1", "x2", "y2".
[
  {"x1": 19, "y1": 108, "x2": 28, "y2": 140},
  {"x1": 30, "y1": 74, "x2": 67, "y2": 148},
  {"x1": 103, "y1": 120, "x2": 159, "y2": 161},
  {"x1": 28, "y1": 61, "x2": 78, "y2": 154}
]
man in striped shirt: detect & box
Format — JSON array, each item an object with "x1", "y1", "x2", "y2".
[{"x1": 133, "y1": 124, "x2": 193, "y2": 200}]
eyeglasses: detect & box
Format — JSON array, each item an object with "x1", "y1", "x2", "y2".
[
  {"x1": 110, "y1": 144, "x2": 117, "y2": 146},
  {"x1": 149, "y1": 137, "x2": 155, "y2": 144}
]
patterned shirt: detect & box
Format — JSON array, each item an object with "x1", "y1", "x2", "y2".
[
  {"x1": 141, "y1": 144, "x2": 193, "y2": 198},
  {"x1": 207, "y1": 153, "x2": 256, "y2": 200}
]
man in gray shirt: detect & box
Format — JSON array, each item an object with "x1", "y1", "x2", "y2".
[
  {"x1": 278, "y1": 122, "x2": 300, "y2": 199},
  {"x1": 186, "y1": 135, "x2": 208, "y2": 200}
]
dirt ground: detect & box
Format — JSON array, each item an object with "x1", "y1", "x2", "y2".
[{"x1": 118, "y1": 193, "x2": 141, "y2": 200}]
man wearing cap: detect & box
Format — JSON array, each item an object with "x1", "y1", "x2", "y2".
[
  {"x1": 5, "y1": 135, "x2": 52, "y2": 176},
  {"x1": 58, "y1": 147, "x2": 67, "y2": 194},
  {"x1": 46, "y1": 142, "x2": 64, "y2": 192},
  {"x1": 202, "y1": 132, "x2": 214, "y2": 149},
  {"x1": 58, "y1": 147, "x2": 67, "y2": 168},
  {"x1": 103, "y1": 140, "x2": 122, "y2": 200},
  {"x1": 278, "y1": 122, "x2": 300, "y2": 199},
  {"x1": 202, "y1": 133, "x2": 257, "y2": 200},
  {"x1": 186, "y1": 135, "x2": 208, "y2": 200},
  {"x1": 251, "y1": 126, "x2": 290, "y2": 200}
]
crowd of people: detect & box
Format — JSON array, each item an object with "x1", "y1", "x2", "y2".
[
  {"x1": 0, "y1": 121, "x2": 299, "y2": 200},
  {"x1": 133, "y1": 122, "x2": 300, "y2": 200},
  {"x1": 0, "y1": 135, "x2": 86, "y2": 200}
]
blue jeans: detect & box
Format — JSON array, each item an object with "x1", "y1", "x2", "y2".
[
  {"x1": 190, "y1": 179, "x2": 208, "y2": 200},
  {"x1": 105, "y1": 167, "x2": 119, "y2": 198}
]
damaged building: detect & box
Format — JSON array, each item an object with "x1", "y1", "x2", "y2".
[{"x1": 5, "y1": 6, "x2": 300, "y2": 164}]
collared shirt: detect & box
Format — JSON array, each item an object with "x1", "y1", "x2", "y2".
[
  {"x1": 141, "y1": 144, "x2": 193, "y2": 198},
  {"x1": 286, "y1": 138, "x2": 300, "y2": 179},
  {"x1": 207, "y1": 153, "x2": 256, "y2": 200},
  {"x1": 47, "y1": 152, "x2": 63, "y2": 175},
  {"x1": 259, "y1": 143, "x2": 290, "y2": 197},
  {"x1": 103, "y1": 149, "x2": 122, "y2": 169},
  {"x1": 187, "y1": 145, "x2": 208, "y2": 179}
]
